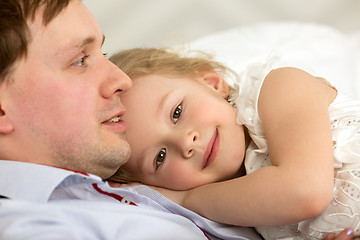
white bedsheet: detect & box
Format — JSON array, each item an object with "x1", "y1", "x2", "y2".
[{"x1": 189, "y1": 21, "x2": 360, "y2": 99}]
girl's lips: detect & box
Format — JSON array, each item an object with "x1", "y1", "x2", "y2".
[{"x1": 202, "y1": 129, "x2": 219, "y2": 169}]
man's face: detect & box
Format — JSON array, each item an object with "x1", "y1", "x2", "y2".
[{"x1": 1, "y1": 0, "x2": 132, "y2": 178}]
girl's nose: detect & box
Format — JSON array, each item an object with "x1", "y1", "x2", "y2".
[{"x1": 181, "y1": 130, "x2": 199, "y2": 158}]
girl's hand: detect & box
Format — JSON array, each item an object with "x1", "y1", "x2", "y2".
[{"x1": 323, "y1": 228, "x2": 360, "y2": 240}]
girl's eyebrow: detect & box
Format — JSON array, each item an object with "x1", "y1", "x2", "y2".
[{"x1": 157, "y1": 89, "x2": 175, "y2": 116}]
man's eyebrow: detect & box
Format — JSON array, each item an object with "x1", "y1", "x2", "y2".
[{"x1": 70, "y1": 34, "x2": 105, "y2": 50}]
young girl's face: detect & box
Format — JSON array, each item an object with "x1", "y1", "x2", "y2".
[{"x1": 121, "y1": 73, "x2": 246, "y2": 190}]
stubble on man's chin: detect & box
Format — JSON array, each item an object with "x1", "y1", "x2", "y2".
[{"x1": 52, "y1": 138, "x2": 131, "y2": 179}]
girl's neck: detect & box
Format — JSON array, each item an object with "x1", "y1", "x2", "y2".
[{"x1": 236, "y1": 127, "x2": 251, "y2": 178}]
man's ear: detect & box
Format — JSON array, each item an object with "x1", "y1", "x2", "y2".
[
  {"x1": 202, "y1": 72, "x2": 229, "y2": 99},
  {"x1": 0, "y1": 105, "x2": 14, "y2": 134}
]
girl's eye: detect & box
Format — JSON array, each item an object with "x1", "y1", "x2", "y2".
[
  {"x1": 155, "y1": 148, "x2": 166, "y2": 169},
  {"x1": 172, "y1": 103, "x2": 182, "y2": 124},
  {"x1": 72, "y1": 55, "x2": 89, "y2": 66}
]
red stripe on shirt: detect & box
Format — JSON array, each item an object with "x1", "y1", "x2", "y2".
[
  {"x1": 196, "y1": 225, "x2": 211, "y2": 240},
  {"x1": 50, "y1": 165, "x2": 89, "y2": 176},
  {"x1": 92, "y1": 183, "x2": 137, "y2": 206}
]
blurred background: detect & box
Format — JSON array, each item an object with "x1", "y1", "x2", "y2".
[{"x1": 84, "y1": 0, "x2": 360, "y2": 55}]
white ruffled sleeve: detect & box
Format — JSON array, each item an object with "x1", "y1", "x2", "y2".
[{"x1": 229, "y1": 55, "x2": 285, "y2": 174}]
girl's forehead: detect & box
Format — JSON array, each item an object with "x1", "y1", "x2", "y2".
[{"x1": 133, "y1": 74, "x2": 202, "y2": 89}]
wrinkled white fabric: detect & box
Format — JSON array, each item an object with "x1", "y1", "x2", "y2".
[{"x1": 230, "y1": 57, "x2": 360, "y2": 239}]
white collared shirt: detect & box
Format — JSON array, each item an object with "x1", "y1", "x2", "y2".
[{"x1": 0, "y1": 160, "x2": 261, "y2": 240}]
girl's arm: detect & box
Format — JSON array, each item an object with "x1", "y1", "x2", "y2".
[{"x1": 179, "y1": 67, "x2": 336, "y2": 227}]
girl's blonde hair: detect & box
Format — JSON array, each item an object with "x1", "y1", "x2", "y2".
[
  {"x1": 108, "y1": 47, "x2": 234, "y2": 183},
  {"x1": 109, "y1": 47, "x2": 234, "y2": 81}
]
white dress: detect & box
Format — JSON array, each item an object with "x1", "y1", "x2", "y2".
[{"x1": 230, "y1": 57, "x2": 360, "y2": 240}]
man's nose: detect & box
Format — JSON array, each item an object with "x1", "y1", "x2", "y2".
[{"x1": 100, "y1": 58, "x2": 132, "y2": 99}]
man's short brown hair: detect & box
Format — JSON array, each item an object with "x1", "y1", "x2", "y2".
[{"x1": 0, "y1": 0, "x2": 71, "y2": 82}]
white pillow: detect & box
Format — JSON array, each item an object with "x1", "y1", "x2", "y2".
[{"x1": 190, "y1": 21, "x2": 360, "y2": 99}]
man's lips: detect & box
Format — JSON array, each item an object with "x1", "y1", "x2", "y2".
[
  {"x1": 102, "y1": 109, "x2": 126, "y2": 123},
  {"x1": 101, "y1": 109, "x2": 128, "y2": 131},
  {"x1": 202, "y1": 129, "x2": 219, "y2": 169}
]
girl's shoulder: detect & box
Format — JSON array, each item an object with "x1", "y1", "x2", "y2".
[
  {"x1": 258, "y1": 66, "x2": 336, "y2": 121},
  {"x1": 229, "y1": 56, "x2": 336, "y2": 132},
  {"x1": 229, "y1": 55, "x2": 294, "y2": 127}
]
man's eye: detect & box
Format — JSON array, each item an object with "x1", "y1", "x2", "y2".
[
  {"x1": 72, "y1": 55, "x2": 89, "y2": 66},
  {"x1": 172, "y1": 103, "x2": 182, "y2": 124},
  {"x1": 155, "y1": 148, "x2": 166, "y2": 169}
]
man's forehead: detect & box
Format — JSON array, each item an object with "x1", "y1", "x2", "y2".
[{"x1": 28, "y1": 0, "x2": 103, "y2": 49}]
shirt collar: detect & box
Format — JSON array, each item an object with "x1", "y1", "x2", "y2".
[{"x1": 0, "y1": 160, "x2": 101, "y2": 203}]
